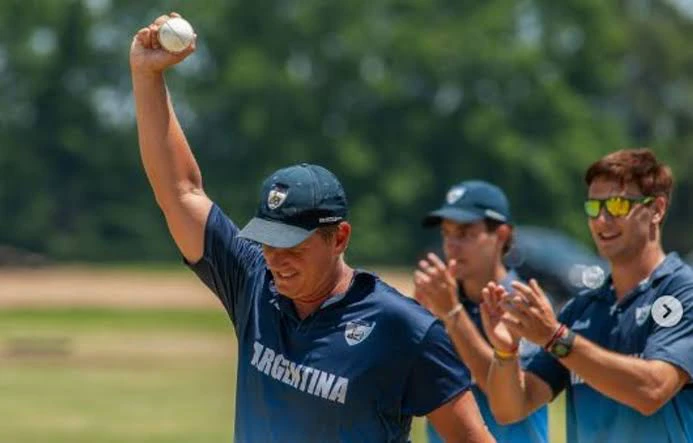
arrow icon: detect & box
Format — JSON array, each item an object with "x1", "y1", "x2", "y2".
[
  {"x1": 663, "y1": 304, "x2": 672, "y2": 318},
  {"x1": 652, "y1": 296, "x2": 683, "y2": 327}
]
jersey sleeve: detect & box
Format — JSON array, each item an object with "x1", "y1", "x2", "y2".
[
  {"x1": 518, "y1": 339, "x2": 543, "y2": 368},
  {"x1": 524, "y1": 297, "x2": 577, "y2": 397},
  {"x1": 401, "y1": 320, "x2": 472, "y2": 416},
  {"x1": 642, "y1": 281, "x2": 693, "y2": 379},
  {"x1": 186, "y1": 204, "x2": 265, "y2": 328}
]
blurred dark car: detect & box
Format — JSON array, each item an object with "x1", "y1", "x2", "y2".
[{"x1": 506, "y1": 226, "x2": 608, "y2": 309}]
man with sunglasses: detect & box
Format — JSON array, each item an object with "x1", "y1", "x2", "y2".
[
  {"x1": 480, "y1": 148, "x2": 693, "y2": 442},
  {"x1": 414, "y1": 181, "x2": 548, "y2": 443}
]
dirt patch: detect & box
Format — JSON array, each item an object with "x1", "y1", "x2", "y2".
[
  {"x1": 0, "y1": 267, "x2": 218, "y2": 309},
  {"x1": 0, "y1": 266, "x2": 414, "y2": 309}
]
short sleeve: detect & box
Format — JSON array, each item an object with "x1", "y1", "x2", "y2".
[
  {"x1": 518, "y1": 339, "x2": 543, "y2": 368},
  {"x1": 402, "y1": 321, "x2": 472, "y2": 416},
  {"x1": 186, "y1": 204, "x2": 264, "y2": 328},
  {"x1": 524, "y1": 297, "x2": 578, "y2": 397},
  {"x1": 643, "y1": 282, "x2": 693, "y2": 379}
]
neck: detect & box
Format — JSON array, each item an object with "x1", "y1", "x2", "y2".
[
  {"x1": 610, "y1": 244, "x2": 666, "y2": 300},
  {"x1": 462, "y1": 263, "x2": 508, "y2": 304},
  {"x1": 293, "y1": 260, "x2": 354, "y2": 320}
]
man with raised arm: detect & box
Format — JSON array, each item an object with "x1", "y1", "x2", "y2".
[{"x1": 130, "y1": 12, "x2": 494, "y2": 443}]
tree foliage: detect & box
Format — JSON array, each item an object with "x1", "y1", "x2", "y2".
[{"x1": 1, "y1": 0, "x2": 691, "y2": 264}]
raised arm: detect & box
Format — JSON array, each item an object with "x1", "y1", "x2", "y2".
[{"x1": 130, "y1": 13, "x2": 212, "y2": 263}]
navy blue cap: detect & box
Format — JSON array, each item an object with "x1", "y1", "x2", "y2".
[
  {"x1": 238, "y1": 163, "x2": 348, "y2": 248},
  {"x1": 423, "y1": 180, "x2": 511, "y2": 227}
]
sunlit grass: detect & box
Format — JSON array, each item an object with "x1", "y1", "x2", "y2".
[{"x1": 0, "y1": 308, "x2": 564, "y2": 442}]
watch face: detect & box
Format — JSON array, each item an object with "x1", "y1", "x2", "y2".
[{"x1": 553, "y1": 343, "x2": 570, "y2": 358}]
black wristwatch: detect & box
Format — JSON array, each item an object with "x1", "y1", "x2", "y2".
[{"x1": 548, "y1": 328, "x2": 576, "y2": 358}]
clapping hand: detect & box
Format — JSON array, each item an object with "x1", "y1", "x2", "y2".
[{"x1": 413, "y1": 253, "x2": 460, "y2": 319}]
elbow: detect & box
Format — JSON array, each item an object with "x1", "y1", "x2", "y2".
[
  {"x1": 489, "y1": 403, "x2": 526, "y2": 425},
  {"x1": 634, "y1": 402, "x2": 662, "y2": 417},
  {"x1": 633, "y1": 391, "x2": 668, "y2": 416},
  {"x1": 631, "y1": 379, "x2": 673, "y2": 416},
  {"x1": 493, "y1": 411, "x2": 524, "y2": 426}
]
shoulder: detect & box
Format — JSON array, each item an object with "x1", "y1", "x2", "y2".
[
  {"x1": 208, "y1": 204, "x2": 263, "y2": 255},
  {"x1": 653, "y1": 254, "x2": 693, "y2": 299},
  {"x1": 207, "y1": 203, "x2": 232, "y2": 229},
  {"x1": 206, "y1": 204, "x2": 241, "y2": 241},
  {"x1": 665, "y1": 258, "x2": 693, "y2": 288},
  {"x1": 360, "y1": 272, "x2": 438, "y2": 343}
]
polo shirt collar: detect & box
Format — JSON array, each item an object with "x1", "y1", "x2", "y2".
[{"x1": 594, "y1": 252, "x2": 684, "y2": 304}]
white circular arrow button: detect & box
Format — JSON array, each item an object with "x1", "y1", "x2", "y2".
[{"x1": 652, "y1": 296, "x2": 683, "y2": 327}]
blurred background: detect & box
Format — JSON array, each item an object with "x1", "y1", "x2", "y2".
[{"x1": 2, "y1": 0, "x2": 693, "y2": 441}]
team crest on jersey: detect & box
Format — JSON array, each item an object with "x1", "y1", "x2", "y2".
[
  {"x1": 344, "y1": 320, "x2": 376, "y2": 346},
  {"x1": 446, "y1": 187, "x2": 466, "y2": 204},
  {"x1": 267, "y1": 185, "x2": 288, "y2": 210},
  {"x1": 635, "y1": 304, "x2": 652, "y2": 326}
]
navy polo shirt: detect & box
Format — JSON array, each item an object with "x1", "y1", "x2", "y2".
[
  {"x1": 526, "y1": 253, "x2": 693, "y2": 443},
  {"x1": 428, "y1": 271, "x2": 548, "y2": 443},
  {"x1": 187, "y1": 205, "x2": 472, "y2": 442}
]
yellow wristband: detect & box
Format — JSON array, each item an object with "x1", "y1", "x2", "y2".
[{"x1": 494, "y1": 347, "x2": 518, "y2": 360}]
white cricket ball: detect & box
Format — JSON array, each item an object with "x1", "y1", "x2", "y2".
[{"x1": 158, "y1": 17, "x2": 194, "y2": 53}]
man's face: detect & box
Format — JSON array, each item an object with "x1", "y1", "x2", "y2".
[
  {"x1": 587, "y1": 177, "x2": 659, "y2": 263},
  {"x1": 440, "y1": 219, "x2": 501, "y2": 280},
  {"x1": 262, "y1": 225, "x2": 348, "y2": 301}
]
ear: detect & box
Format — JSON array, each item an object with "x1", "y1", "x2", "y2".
[
  {"x1": 651, "y1": 196, "x2": 667, "y2": 225},
  {"x1": 334, "y1": 222, "x2": 352, "y2": 254},
  {"x1": 495, "y1": 224, "x2": 511, "y2": 250}
]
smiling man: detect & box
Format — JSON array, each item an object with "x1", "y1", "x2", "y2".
[
  {"x1": 129, "y1": 12, "x2": 494, "y2": 443},
  {"x1": 480, "y1": 148, "x2": 693, "y2": 443}
]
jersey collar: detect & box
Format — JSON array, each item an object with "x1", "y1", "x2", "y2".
[
  {"x1": 592, "y1": 252, "x2": 684, "y2": 304},
  {"x1": 268, "y1": 269, "x2": 376, "y2": 320}
]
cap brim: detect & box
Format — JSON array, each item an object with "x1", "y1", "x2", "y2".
[
  {"x1": 422, "y1": 208, "x2": 484, "y2": 227},
  {"x1": 238, "y1": 217, "x2": 316, "y2": 248}
]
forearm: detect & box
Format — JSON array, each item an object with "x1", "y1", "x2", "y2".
[
  {"x1": 561, "y1": 335, "x2": 668, "y2": 414},
  {"x1": 486, "y1": 356, "x2": 530, "y2": 424},
  {"x1": 132, "y1": 71, "x2": 203, "y2": 208},
  {"x1": 428, "y1": 390, "x2": 495, "y2": 443},
  {"x1": 444, "y1": 311, "x2": 495, "y2": 392}
]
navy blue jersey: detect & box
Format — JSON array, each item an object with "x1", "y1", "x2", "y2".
[
  {"x1": 187, "y1": 205, "x2": 472, "y2": 442},
  {"x1": 526, "y1": 253, "x2": 693, "y2": 443},
  {"x1": 428, "y1": 272, "x2": 549, "y2": 443}
]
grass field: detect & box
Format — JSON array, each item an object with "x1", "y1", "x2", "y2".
[
  {"x1": 0, "y1": 309, "x2": 237, "y2": 443},
  {"x1": 0, "y1": 268, "x2": 566, "y2": 442}
]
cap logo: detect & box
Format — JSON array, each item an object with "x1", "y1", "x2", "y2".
[
  {"x1": 446, "y1": 187, "x2": 466, "y2": 204},
  {"x1": 267, "y1": 185, "x2": 288, "y2": 210}
]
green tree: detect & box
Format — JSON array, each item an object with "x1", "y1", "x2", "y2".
[{"x1": 1, "y1": 0, "x2": 690, "y2": 265}]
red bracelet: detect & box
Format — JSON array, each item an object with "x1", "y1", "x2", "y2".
[{"x1": 543, "y1": 324, "x2": 566, "y2": 351}]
